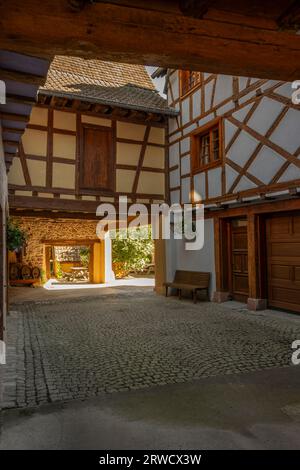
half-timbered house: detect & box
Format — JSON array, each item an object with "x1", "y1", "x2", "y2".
[
  {"x1": 160, "y1": 69, "x2": 300, "y2": 313},
  {"x1": 7, "y1": 56, "x2": 175, "y2": 286}
]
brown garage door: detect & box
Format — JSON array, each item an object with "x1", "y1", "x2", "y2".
[{"x1": 267, "y1": 214, "x2": 300, "y2": 313}]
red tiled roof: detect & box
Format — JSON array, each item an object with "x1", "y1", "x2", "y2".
[{"x1": 39, "y1": 56, "x2": 177, "y2": 116}]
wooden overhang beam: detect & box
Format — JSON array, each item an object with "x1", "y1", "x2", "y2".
[
  {"x1": 8, "y1": 195, "x2": 154, "y2": 219},
  {"x1": 8, "y1": 194, "x2": 102, "y2": 213},
  {"x1": 3, "y1": 140, "x2": 19, "y2": 148},
  {"x1": 9, "y1": 209, "x2": 101, "y2": 220},
  {"x1": 1, "y1": 1, "x2": 300, "y2": 80},
  {"x1": 36, "y1": 94, "x2": 169, "y2": 125},
  {"x1": 179, "y1": 0, "x2": 212, "y2": 19},
  {"x1": 6, "y1": 93, "x2": 37, "y2": 106},
  {"x1": 2, "y1": 127, "x2": 24, "y2": 135},
  {"x1": 0, "y1": 112, "x2": 30, "y2": 122},
  {"x1": 0, "y1": 68, "x2": 47, "y2": 86}
]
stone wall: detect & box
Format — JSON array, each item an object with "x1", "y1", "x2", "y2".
[{"x1": 11, "y1": 216, "x2": 99, "y2": 271}]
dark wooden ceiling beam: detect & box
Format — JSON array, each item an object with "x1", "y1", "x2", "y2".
[
  {"x1": 0, "y1": 68, "x2": 46, "y2": 86},
  {"x1": 2, "y1": 127, "x2": 25, "y2": 134},
  {"x1": 278, "y1": 1, "x2": 300, "y2": 31},
  {"x1": 6, "y1": 93, "x2": 37, "y2": 106},
  {"x1": 0, "y1": 112, "x2": 30, "y2": 122},
  {"x1": 0, "y1": 111, "x2": 29, "y2": 122},
  {"x1": 3, "y1": 140, "x2": 19, "y2": 147},
  {"x1": 8, "y1": 194, "x2": 101, "y2": 212},
  {"x1": 179, "y1": 0, "x2": 212, "y2": 19},
  {"x1": 9, "y1": 208, "x2": 101, "y2": 220},
  {"x1": 1, "y1": 1, "x2": 300, "y2": 80}
]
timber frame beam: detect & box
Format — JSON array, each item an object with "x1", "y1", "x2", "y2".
[{"x1": 1, "y1": 1, "x2": 300, "y2": 80}]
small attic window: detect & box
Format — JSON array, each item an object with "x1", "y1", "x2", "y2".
[{"x1": 180, "y1": 70, "x2": 202, "y2": 96}]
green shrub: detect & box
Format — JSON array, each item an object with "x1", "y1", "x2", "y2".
[
  {"x1": 112, "y1": 226, "x2": 153, "y2": 275},
  {"x1": 79, "y1": 247, "x2": 90, "y2": 268},
  {"x1": 7, "y1": 218, "x2": 27, "y2": 251}
]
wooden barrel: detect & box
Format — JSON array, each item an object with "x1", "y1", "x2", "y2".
[
  {"x1": 9, "y1": 263, "x2": 20, "y2": 280},
  {"x1": 21, "y1": 265, "x2": 32, "y2": 280},
  {"x1": 31, "y1": 267, "x2": 41, "y2": 279}
]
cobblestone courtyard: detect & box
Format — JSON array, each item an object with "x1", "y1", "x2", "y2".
[{"x1": 2, "y1": 288, "x2": 300, "y2": 408}]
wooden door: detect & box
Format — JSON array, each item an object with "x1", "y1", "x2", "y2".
[
  {"x1": 267, "y1": 214, "x2": 300, "y2": 313},
  {"x1": 80, "y1": 125, "x2": 114, "y2": 192},
  {"x1": 230, "y1": 219, "x2": 249, "y2": 302}
]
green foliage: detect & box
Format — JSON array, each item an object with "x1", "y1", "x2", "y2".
[
  {"x1": 55, "y1": 261, "x2": 63, "y2": 279},
  {"x1": 79, "y1": 247, "x2": 90, "y2": 268},
  {"x1": 112, "y1": 226, "x2": 153, "y2": 274},
  {"x1": 40, "y1": 269, "x2": 47, "y2": 284},
  {"x1": 7, "y1": 218, "x2": 28, "y2": 251}
]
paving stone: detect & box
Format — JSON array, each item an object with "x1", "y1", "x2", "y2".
[{"x1": 1, "y1": 290, "x2": 300, "y2": 409}]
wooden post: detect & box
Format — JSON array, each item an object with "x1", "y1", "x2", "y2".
[
  {"x1": 212, "y1": 217, "x2": 230, "y2": 302},
  {"x1": 43, "y1": 245, "x2": 51, "y2": 281},
  {"x1": 92, "y1": 241, "x2": 105, "y2": 284},
  {"x1": 154, "y1": 214, "x2": 166, "y2": 295},
  {"x1": 247, "y1": 213, "x2": 267, "y2": 310}
]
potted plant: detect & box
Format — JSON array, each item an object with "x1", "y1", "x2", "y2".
[{"x1": 7, "y1": 219, "x2": 28, "y2": 262}]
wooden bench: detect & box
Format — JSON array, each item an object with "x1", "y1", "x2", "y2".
[{"x1": 164, "y1": 270, "x2": 210, "y2": 303}]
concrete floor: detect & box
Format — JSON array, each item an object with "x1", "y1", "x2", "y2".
[
  {"x1": 9, "y1": 277, "x2": 154, "y2": 304},
  {"x1": 1, "y1": 366, "x2": 300, "y2": 449}
]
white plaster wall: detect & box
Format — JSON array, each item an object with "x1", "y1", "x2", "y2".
[
  {"x1": 248, "y1": 146, "x2": 285, "y2": 184},
  {"x1": 213, "y1": 75, "x2": 233, "y2": 107},
  {"x1": 207, "y1": 167, "x2": 222, "y2": 199},
  {"x1": 193, "y1": 173, "x2": 206, "y2": 201},
  {"x1": 169, "y1": 143, "x2": 180, "y2": 167},
  {"x1": 270, "y1": 108, "x2": 300, "y2": 154},
  {"x1": 181, "y1": 98, "x2": 190, "y2": 125},
  {"x1": 165, "y1": 218, "x2": 216, "y2": 299},
  {"x1": 227, "y1": 130, "x2": 259, "y2": 167},
  {"x1": 180, "y1": 137, "x2": 190, "y2": 154},
  {"x1": 192, "y1": 89, "x2": 201, "y2": 119},
  {"x1": 247, "y1": 97, "x2": 285, "y2": 136},
  {"x1": 204, "y1": 81, "x2": 214, "y2": 112},
  {"x1": 170, "y1": 189, "x2": 180, "y2": 205},
  {"x1": 169, "y1": 168, "x2": 180, "y2": 188},
  {"x1": 181, "y1": 155, "x2": 190, "y2": 175},
  {"x1": 104, "y1": 234, "x2": 115, "y2": 282},
  {"x1": 181, "y1": 177, "x2": 190, "y2": 203}
]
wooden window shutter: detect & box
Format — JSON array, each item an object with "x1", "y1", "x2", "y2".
[{"x1": 80, "y1": 125, "x2": 114, "y2": 192}]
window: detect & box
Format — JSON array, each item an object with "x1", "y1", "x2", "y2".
[
  {"x1": 79, "y1": 125, "x2": 114, "y2": 193},
  {"x1": 180, "y1": 70, "x2": 202, "y2": 96},
  {"x1": 191, "y1": 120, "x2": 222, "y2": 173}
]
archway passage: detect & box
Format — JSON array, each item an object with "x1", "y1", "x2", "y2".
[
  {"x1": 43, "y1": 239, "x2": 107, "y2": 285},
  {"x1": 45, "y1": 244, "x2": 92, "y2": 284},
  {"x1": 1, "y1": 1, "x2": 300, "y2": 81}
]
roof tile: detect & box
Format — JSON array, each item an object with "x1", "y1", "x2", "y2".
[{"x1": 40, "y1": 56, "x2": 176, "y2": 116}]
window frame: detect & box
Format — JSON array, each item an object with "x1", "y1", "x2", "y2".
[
  {"x1": 180, "y1": 70, "x2": 202, "y2": 97},
  {"x1": 190, "y1": 118, "x2": 223, "y2": 174}
]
